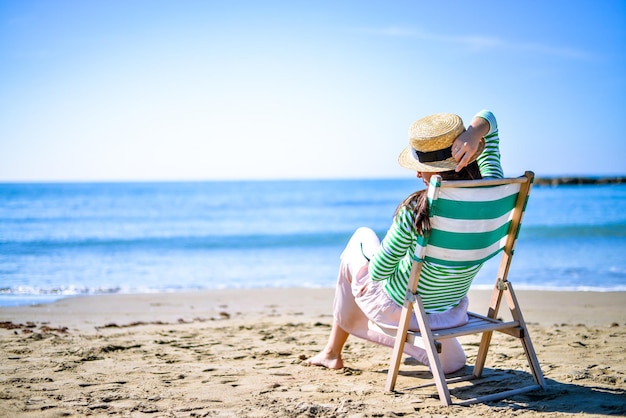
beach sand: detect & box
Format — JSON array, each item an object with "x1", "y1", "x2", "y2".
[{"x1": 1, "y1": 288, "x2": 625, "y2": 417}]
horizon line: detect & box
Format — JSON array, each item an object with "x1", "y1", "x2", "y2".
[{"x1": 1, "y1": 174, "x2": 626, "y2": 185}]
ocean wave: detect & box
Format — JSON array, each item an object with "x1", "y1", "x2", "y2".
[
  {"x1": 3, "y1": 222, "x2": 624, "y2": 253},
  {"x1": 522, "y1": 223, "x2": 626, "y2": 238},
  {"x1": 0, "y1": 232, "x2": 356, "y2": 254}
]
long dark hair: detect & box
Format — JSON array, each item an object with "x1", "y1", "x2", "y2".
[{"x1": 395, "y1": 161, "x2": 482, "y2": 236}]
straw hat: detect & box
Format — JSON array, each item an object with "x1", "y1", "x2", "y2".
[{"x1": 398, "y1": 112, "x2": 485, "y2": 172}]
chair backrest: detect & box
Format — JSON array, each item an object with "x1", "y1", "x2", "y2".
[{"x1": 413, "y1": 172, "x2": 534, "y2": 268}]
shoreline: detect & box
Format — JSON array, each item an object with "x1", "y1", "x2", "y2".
[
  {"x1": 1, "y1": 288, "x2": 625, "y2": 416},
  {"x1": 2, "y1": 288, "x2": 626, "y2": 332},
  {"x1": 2, "y1": 285, "x2": 625, "y2": 309}
]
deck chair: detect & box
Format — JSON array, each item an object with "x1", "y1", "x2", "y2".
[{"x1": 380, "y1": 171, "x2": 546, "y2": 406}]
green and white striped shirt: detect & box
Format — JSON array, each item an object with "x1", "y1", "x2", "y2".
[{"x1": 369, "y1": 110, "x2": 503, "y2": 313}]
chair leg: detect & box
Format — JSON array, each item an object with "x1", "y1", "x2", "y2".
[
  {"x1": 474, "y1": 284, "x2": 504, "y2": 377},
  {"x1": 385, "y1": 297, "x2": 414, "y2": 392},
  {"x1": 385, "y1": 292, "x2": 453, "y2": 405},
  {"x1": 476, "y1": 281, "x2": 546, "y2": 389},
  {"x1": 473, "y1": 331, "x2": 493, "y2": 378},
  {"x1": 386, "y1": 261, "x2": 423, "y2": 392},
  {"x1": 412, "y1": 295, "x2": 452, "y2": 405},
  {"x1": 503, "y1": 282, "x2": 547, "y2": 389},
  {"x1": 521, "y1": 336, "x2": 546, "y2": 388}
]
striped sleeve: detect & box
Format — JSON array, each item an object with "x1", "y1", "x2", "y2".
[
  {"x1": 475, "y1": 109, "x2": 504, "y2": 179},
  {"x1": 474, "y1": 109, "x2": 497, "y2": 136},
  {"x1": 368, "y1": 207, "x2": 414, "y2": 284}
]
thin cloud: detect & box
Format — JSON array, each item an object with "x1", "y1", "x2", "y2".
[
  {"x1": 358, "y1": 26, "x2": 592, "y2": 60},
  {"x1": 514, "y1": 42, "x2": 592, "y2": 60}
]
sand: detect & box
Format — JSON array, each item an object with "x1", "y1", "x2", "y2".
[{"x1": 1, "y1": 288, "x2": 625, "y2": 417}]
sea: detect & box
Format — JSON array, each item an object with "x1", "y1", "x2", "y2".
[{"x1": 1, "y1": 179, "x2": 625, "y2": 307}]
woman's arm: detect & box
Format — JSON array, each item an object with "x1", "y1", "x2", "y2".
[
  {"x1": 474, "y1": 110, "x2": 503, "y2": 178},
  {"x1": 368, "y1": 207, "x2": 414, "y2": 281},
  {"x1": 452, "y1": 111, "x2": 491, "y2": 172}
]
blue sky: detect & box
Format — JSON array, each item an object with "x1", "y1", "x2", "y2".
[{"x1": 1, "y1": 0, "x2": 625, "y2": 181}]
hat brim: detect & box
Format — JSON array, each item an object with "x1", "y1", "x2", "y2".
[{"x1": 397, "y1": 139, "x2": 485, "y2": 173}]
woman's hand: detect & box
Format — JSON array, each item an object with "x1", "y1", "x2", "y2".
[{"x1": 452, "y1": 116, "x2": 490, "y2": 172}]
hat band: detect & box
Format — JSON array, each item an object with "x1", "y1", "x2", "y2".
[{"x1": 412, "y1": 146, "x2": 453, "y2": 163}]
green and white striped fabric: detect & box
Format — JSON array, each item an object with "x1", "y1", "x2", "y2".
[{"x1": 414, "y1": 177, "x2": 524, "y2": 266}]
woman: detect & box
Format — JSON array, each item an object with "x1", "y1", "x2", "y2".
[{"x1": 305, "y1": 110, "x2": 503, "y2": 374}]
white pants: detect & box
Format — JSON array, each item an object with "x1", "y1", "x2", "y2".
[{"x1": 333, "y1": 227, "x2": 467, "y2": 374}]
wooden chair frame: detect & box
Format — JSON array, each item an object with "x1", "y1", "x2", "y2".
[{"x1": 384, "y1": 171, "x2": 546, "y2": 406}]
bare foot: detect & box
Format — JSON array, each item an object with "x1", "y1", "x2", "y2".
[{"x1": 304, "y1": 351, "x2": 344, "y2": 369}]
